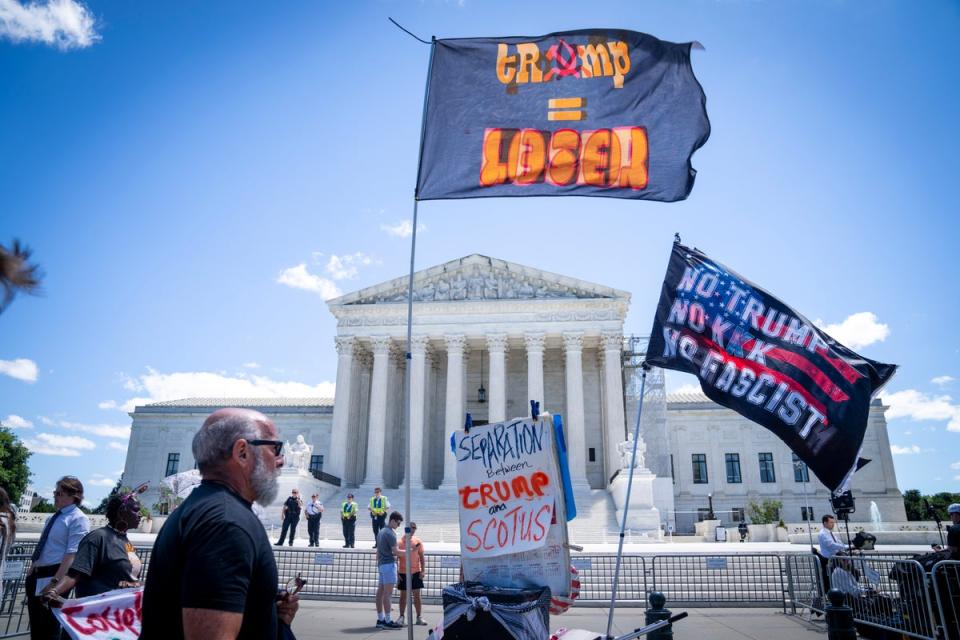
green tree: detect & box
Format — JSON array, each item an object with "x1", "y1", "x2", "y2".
[
  {"x1": 92, "y1": 481, "x2": 125, "y2": 515},
  {"x1": 0, "y1": 426, "x2": 31, "y2": 504},
  {"x1": 747, "y1": 499, "x2": 783, "y2": 525},
  {"x1": 902, "y1": 490, "x2": 960, "y2": 521}
]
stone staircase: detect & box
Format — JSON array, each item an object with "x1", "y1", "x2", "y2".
[{"x1": 301, "y1": 485, "x2": 627, "y2": 547}]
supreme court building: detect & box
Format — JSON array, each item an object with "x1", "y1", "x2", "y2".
[{"x1": 121, "y1": 254, "x2": 904, "y2": 531}]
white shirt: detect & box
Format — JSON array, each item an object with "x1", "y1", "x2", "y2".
[
  {"x1": 306, "y1": 500, "x2": 323, "y2": 517},
  {"x1": 831, "y1": 567, "x2": 865, "y2": 596},
  {"x1": 819, "y1": 527, "x2": 846, "y2": 558}
]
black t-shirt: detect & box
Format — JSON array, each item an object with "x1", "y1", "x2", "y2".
[
  {"x1": 140, "y1": 481, "x2": 279, "y2": 640},
  {"x1": 948, "y1": 524, "x2": 960, "y2": 559},
  {"x1": 68, "y1": 527, "x2": 138, "y2": 598},
  {"x1": 283, "y1": 496, "x2": 301, "y2": 519}
]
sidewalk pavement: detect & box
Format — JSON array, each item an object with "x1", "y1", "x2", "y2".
[{"x1": 289, "y1": 600, "x2": 827, "y2": 639}]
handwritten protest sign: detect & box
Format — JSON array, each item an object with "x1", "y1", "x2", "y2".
[
  {"x1": 456, "y1": 416, "x2": 572, "y2": 598},
  {"x1": 52, "y1": 587, "x2": 142, "y2": 640},
  {"x1": 455, "y1": 418, "x2": 557, "y2": 558}
]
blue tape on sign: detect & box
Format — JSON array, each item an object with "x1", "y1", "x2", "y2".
[
  {"x1": 450, "y1": 431, "x2": 456, "y2": 454},
  {"x1": 553, "y1": 414, "x2": 576, "y2": 521}
]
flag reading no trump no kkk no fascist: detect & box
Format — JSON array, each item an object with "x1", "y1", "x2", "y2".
[
  {"x1": 416, "y1": 29, "x2": 710, "y2": 202},
  {"x1": 645, "y1": 243, "x2": 897, "y2": 493}
]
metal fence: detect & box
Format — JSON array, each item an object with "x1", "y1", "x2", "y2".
[
  {"x1": 932, "y1": 561, "x2": 960, "y2": 640},
  {"x1": 1, "y1": 544, "x2": 958, "y2": 639},
  {"x1": 651, "y1": 553, "x2": 786, "y2": 611}
]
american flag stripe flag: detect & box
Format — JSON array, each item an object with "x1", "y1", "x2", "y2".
[{"x1": 645, "y1": 241, "x2": 897, "y2": 493}]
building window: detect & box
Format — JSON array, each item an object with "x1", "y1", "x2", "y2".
[
  {"x1": 759, "y1": 452, "x2": 776, "y2": 483},
  {"x1": 725, "y1": 453, "x2": 742, "y2": 484},
  {"x1": 692, "y1": 454, "x2": 708, "y2": 484},
  {"x1": 697, "y1": 508, "x2": 712, "y2": 522},
  {"x1": 801, "y1": 506, "x2": 814, "y2": 521},
  {"x1": 309, "y1": 454, "x2": 324, "y2": 475},
  {"x1": 165, "y1": 453, "x2": 180, "y2": 477},
  {"x1": 588, "y1": 448, "x2": 596, "y2": 462},
  {"x1": 732, "y1": 507, "x2": 746, "y2": 522},
  {"x1": 793, "y1": 453, "x2": 809, "y2": 483},
  {"x1": 670, "y1": 455, "x2": 675, "y2": 484}
]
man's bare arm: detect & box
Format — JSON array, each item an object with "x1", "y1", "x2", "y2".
[{"x1": 182, "y1": 608, "x2": 243, "y2": 640}]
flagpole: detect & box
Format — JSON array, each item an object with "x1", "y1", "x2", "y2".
[
  {"x1": 797, "y1": 460, "x2": 814, "y2": 547},
  {"x1": 401, "y1": 33, "x2": 436, "y2": 640},
  {"x1": 605, "y1": 363, "x2": 648, "y2": 640}
]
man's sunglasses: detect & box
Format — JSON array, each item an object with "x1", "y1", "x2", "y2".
[{"x1": 249, "y1": 439, "x2": 284, "y2": 456}]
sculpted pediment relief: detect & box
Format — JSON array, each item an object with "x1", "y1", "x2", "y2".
[{"x1": 333, "y1": 255, "x2": 626, "y2": 306}]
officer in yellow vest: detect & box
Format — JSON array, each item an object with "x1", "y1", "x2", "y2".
[
  {"x1": 368, "y1": 487, "x2": 390, "y2": 548},
  {"x1": 341, "y1": 493, "x2": 357, "y2": 548}
]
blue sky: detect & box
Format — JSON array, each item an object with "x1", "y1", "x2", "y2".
[{"x1": 1, "y1": 0, "x2": 958, "y2": 505}]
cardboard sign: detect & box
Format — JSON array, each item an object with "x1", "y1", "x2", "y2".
[
  {"x1": 457, "y1": 416, "x2": 572, "y2": 598},
  {"x1": 455, "y1": 418, "x2": 557, "y2": 559},
  {"x1": 53, "y1": 587, "x2": 142, "y2": 639}
]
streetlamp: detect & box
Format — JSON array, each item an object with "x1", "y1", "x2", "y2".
[
  {"x1": 794, "y1": 458, "x2": 814, "y2": 546},
  {"x1": 707, "y1": 493, "x2": 716, "y2": 520},
  {"x1": 477, "y1": 349, "x2": 487, "y2": 403}
]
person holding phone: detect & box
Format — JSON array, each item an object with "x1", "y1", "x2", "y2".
[{"x1": 141, "y1": 408, "x2": 299, "y2": 639}]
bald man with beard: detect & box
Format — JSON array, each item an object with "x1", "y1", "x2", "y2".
[{"x1": 141, "y1": 408, "x2": 299, "y2": 640}]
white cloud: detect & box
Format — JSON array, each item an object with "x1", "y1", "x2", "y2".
[
  {"x1": 814, "y1": 312, "x2": 889, "y2": 350},
  {"x1": 324, "y1": 253, "x2": 375, "y2": 281},
  {"x1": 108, "y1": 441, "x2": 127, "y2": 451},
  {"x1": 950, "y1": 461, "x2": 960, "y2": 470},
  {"x1": 0, "y1": 0, "x2": 99, "y2": 50},
  {"x1": 890, "y1": 444, "x2": 921, "y2": 455},
  {"x1": 97, "y1": 400, "x2": 117, "y2": 410},
  {"x1": 87, "y1": 474, "x2": 117, "y2": 488},
  {"x1": 242, "y1": 362, "x2": 260, "y2": 369},
  {"x1": 100, "y1": 368, "x2": 336, "y2": 412},
  {"x1": 0, "y1": 358, "x2": 38, "y2": 382},
  {"x1": 38, "y1": 415, "x2": 55, "y2": 426},
  {"x1": 276, "y1": 264, "x2": 341, "y2": 299},
  {"x1": 380, "y1": 220, "x2": 427, "y2": 238},
  {"x1": 932, "y1": 375, "x2": 955, "y2": 387},
  {"x1": 59, "y1": 420, "x2": 130, "y2": 439},
  {"x1": 3, "y1": 414, "x2": 33, "y2": 429},
  {"x1": 881, "y1": 389, "x2": 960, "y2": 432},
  {"x1": 23, "y1": 432, "x2": 96, "y2": 456}
]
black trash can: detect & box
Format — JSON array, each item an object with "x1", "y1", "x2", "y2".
[{"x1": 441, "y1": 581, "x2": 551, "y2": 640}]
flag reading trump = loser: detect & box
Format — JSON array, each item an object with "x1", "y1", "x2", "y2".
[
  {"x1": 416, "y1": 29, "x2": 710, "y2": 202},
  {"x1": 645, "y1": 242, "x2": 897, "y2": 493}
]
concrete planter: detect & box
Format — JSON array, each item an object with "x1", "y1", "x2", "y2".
[
  {"x1": 776, "y1": 527, "x2": 789, "y2": 542},
  {"x1": 137, "y1": 519, "x2": 153, "y2": 534},
  {"x1": 748, "y1": 523, "x2": 776, "y2": 542}
]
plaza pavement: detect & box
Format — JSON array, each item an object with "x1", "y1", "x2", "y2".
[{"x1": 288, "y1": 600, "x2": 827, "y2": 639}]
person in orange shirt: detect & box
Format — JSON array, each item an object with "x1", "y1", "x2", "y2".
[{"x1": 396, "y1": 522, "x2": 427, "y2": 627}]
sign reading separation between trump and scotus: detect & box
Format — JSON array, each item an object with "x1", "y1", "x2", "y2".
[
  {"x1": 645, "y1": 243, "x2": 897, "y2": 492},
  {"x1": 455, "y1": 418, "x2": 557, "y2": 558},
  {"x1": 416, "y1": 30, "x2": 710, "y2": 201}
]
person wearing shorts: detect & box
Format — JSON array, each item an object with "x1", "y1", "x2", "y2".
[
  {"x1": 396, "y1": 522, "x2": 427, "y2": 627},
  {"x1": 375, "y1": 511, "x2": 403, "y2": 629}
]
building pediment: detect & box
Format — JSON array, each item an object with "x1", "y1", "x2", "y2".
[{"x1": 327, "y1": 254, "x2": 629, "y2": 307}]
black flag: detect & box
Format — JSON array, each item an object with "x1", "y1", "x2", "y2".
[{"x1": 645, "y1": 242, "x2": 897, "y2": 492}]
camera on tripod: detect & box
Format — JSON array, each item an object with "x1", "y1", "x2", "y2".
[{"x1": 831, "y1": 490, "x2": 856, "y2": 520}]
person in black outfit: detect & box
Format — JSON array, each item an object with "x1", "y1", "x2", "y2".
[
  {"x1": 275, "y1": 489, "x2": 303, "y2": 547},
  {"x1": 140, "y1": 408, "x2": 299, "y2": 640}
]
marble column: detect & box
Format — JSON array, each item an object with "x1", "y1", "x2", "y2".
[
  {"x1": 524, "y1": 332, "x2": 546, "y2": 412},
  {"x1": 441, "y1": 334, "x2": 466, "y2": 487},
  {"x1": 563, "y1": 332, "x2": 589, "y2": 485},
  {"x1": 486, "y1": 334, "x2": 508, "y2": 423},
  {"x1": 364, "y1": 336, "x2": 392, "y2": 487},
  {"x1": 407, "y1": 335, "x2": 430, "y2": 488},
  {"x1": 601, "y1": 332, "x2": 627, "y2": 486},
  {"x1": 328, "y1": 336, "x2": 355, "y2": 481}
]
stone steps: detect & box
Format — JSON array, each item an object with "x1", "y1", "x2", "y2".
[{"x1": 301, "y1": 485, "x2": 632, "y2": 545}]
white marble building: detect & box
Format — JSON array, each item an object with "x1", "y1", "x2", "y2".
[{"x1": 119, "y1": 254, "x2": 904, "y2": 533}]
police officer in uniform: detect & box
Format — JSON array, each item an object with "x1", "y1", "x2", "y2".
[
  {"x1": 275, "y1": 489, "x2": 303, "y2": 546},
  {"x1": 341, "y1": 493, "x2": 357, "y2": 548},
  {"x1": 369, "y1": 487, "x2": 390, "y2": 548}
]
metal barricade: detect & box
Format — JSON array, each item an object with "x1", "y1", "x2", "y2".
[
  {"x1": 0, "y1": 543, "x2": 33, "y2": 638},
  {"x1": 784, "y1": 553, "x2": 825, "y2": 615},
  {"x1": 651, "y1": 553, "x2": 786, "y2": 611},
  {"x1": 932, "y1": 560, "x2": 960, "y2": 640},
  {"x1": 826, "y1": 555, "x2": 937, "y2": 639}
]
